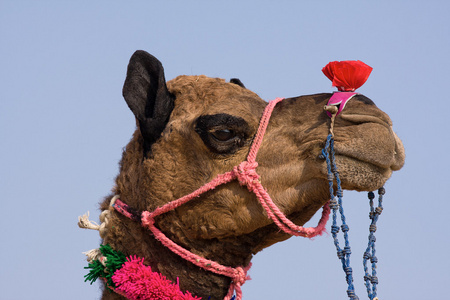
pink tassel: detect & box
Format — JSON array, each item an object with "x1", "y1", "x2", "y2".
[{"x1": 112, "y1": 256, "x2": 201, "y2": 300}]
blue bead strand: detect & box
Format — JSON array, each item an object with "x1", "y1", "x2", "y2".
[
  {"x1": 323, "y1": 134, "x2": 359, "y2": 300},
  {"x1": 363, "y1": 188, "x2": 384, "y2": 300}
]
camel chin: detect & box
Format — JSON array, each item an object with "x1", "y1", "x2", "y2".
[{"x1": 332, "y1": 155, "x2": 394, "y2": 191}]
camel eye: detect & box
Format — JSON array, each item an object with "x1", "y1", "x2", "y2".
[
  {"x1": 210, "y1": 129, "x2": 235, "y2": 141},
  {"x1": 195, "y1": 113, "x2": 251, "y2": 154}
]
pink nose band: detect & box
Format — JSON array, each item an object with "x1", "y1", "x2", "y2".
[{"x1": 326, "y1": 92, "x2": 358, "y2": 117}]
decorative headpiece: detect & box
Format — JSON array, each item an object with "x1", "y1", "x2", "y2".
[
  {"x1": 322, "y1": 60, "x2": 372, "y2": 117},
  {"x1": 322, "y1": 60, "x2": 383, "y2": 300}
]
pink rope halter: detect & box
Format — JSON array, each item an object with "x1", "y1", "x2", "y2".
[{"x1": 113, "y1": 97, "x2": 330, "y2": 300}]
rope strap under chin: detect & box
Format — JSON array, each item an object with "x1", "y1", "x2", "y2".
[{"x1": 111, "y1": 97, "x2": 330, "y2": 300}]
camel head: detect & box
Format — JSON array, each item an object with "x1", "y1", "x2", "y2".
[{"x1": 97, "y1": 50, "x2": 405, "y2": 299}]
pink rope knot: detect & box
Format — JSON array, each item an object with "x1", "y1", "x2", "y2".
[
  {"x1": 233, "y1": 266, "x2": 250, "y2": 287},
  {"x1": 232, "y1": 161, "x2": 260, "y2": 189},
  {"x1": 141, "y1": 211, "x2": 155, "y2": 227},
  {"x1": 225, "y1": 264, "x2": 252, "y2": 300}
]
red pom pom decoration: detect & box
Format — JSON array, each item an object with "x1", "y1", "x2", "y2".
[{"x1": 322, "y1": 60, "x2": 373, "y2": 92}]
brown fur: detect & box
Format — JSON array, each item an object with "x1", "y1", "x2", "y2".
[{"x1": 99, "y1": 66, "x2": 404, "y2": 299}]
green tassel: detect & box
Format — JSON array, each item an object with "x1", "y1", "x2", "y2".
[
  {"x1": 84, "y1": 244, "x2": 127, "y2": 288},
  {"x1": 84, "y1": 259, "x2": 106, "y2": 285}
]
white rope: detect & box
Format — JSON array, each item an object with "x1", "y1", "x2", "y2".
[
  {"x1": 78, "y1": 211, "x2": 100, "y2": 230},
  {"x1": 79, "y1": 195, "x2": 122, "y2": 261},
  {"x1": 83, "y1": 248, "x2": 103, "y2": 263},
  {"x1": 109, "y1": 195, "x2": 119, "y2": 207},
  {"x1": 78, "y1": 195, "x2": 120, "y2": 239}
]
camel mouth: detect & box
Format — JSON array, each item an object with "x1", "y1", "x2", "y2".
[
  {"x1": 329, "y1": 128, "x2": 405, "y2": 191},
  {"x1": 334, "y1": 113, "x2": 405, "y2": 171},
  {"x1": 334, "y1": 138, "x2": 405, "y2": 171},
  {"x1": 331, "y1": 154, "x2": 394, "y2": 191},
  {"x1": 334, "y1": 147, "x2": 397, "y2": 170}
]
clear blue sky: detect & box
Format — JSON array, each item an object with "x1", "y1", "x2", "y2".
[{"x1": 1, "y1": 1, "x2": 448, "y2": 299}]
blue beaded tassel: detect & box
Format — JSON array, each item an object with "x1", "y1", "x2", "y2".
[
  {"x1": 323, "y1": 134, "x2": 359, "y2": 300},
  {"x1": 363, "y1": 188, "x2": 384, "y2": 300}
]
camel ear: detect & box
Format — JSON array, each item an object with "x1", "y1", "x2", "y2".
[
  {"x1": 230, "y1": 78, "x2": 246, "y2": 88},
  {"x1": 123, "y1": 50, "x2": 175, "y2": 155}
]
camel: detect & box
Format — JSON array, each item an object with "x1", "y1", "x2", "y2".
[{"x1": 80, "y1": 50, "x2": 405, "y2": 300}]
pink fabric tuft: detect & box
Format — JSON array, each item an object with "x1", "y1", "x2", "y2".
[
  {"x1": 112, "y1": 256, "x2": 201, "y2": 300},
  {"x1": 325, "y1": 92, "x2": 357, "y2": 117}
]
